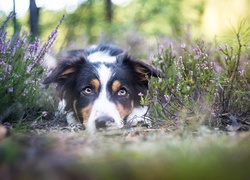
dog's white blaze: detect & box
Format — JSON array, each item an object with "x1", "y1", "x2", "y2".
[
  {"x1": 87, "y1": 64, "x2": 123, "y2": 131},
  {"x1": 87, "y1": 51, "x2": 116, "y2": 63}
]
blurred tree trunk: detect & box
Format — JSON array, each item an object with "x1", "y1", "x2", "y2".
[
  {"x1": 105, "y1": 0, "x2": 112, "y2": 23},
  {"x1": 12, "y1": 0, "x2": 21, "y2": 35},
  {"x1": 13, "y1": 0, "x2": 17, "y2": 33},
  {"x1": 29, "y1": 0, "x2": 39, "y2": 37},
  {"x1": 86, "y1": 0, "x2": 95, "y2": 43}
]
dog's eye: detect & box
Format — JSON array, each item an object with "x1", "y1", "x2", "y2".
[
  {"x1": 117, "y1": 88, "x2": 128, "y2": 96},
  {"x1": 82, "y1": 86, "x2": 92, "y2": 95}
]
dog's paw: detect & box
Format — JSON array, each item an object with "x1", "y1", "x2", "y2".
[{"x1": 127, "y1": 116, "x2": 152, "y2": 128}]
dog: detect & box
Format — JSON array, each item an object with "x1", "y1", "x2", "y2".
[{"x1": 43, "y1": 44, "x2": 162, "y2": 131}]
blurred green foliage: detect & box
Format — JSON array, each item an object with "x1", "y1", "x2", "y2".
[
  {"x1": 1, "y1": 0, "x2": 249, "y2": 51},
  {"x1": 0, "y1": 13, "x2": 61, "y2": 123}
]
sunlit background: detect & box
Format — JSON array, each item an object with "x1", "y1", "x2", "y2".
[
  {"x1": 0, "y1": 0, "x2": 132, "y2": 15},
  {"x1": 0, "y1": 0, "x2": 249, "y2": 51}
]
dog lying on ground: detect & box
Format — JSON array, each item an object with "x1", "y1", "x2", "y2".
[{"x1": 43, "y1": 44, "x2": 162, "y2": 131}]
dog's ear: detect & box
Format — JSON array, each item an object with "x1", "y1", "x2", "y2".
[
  {"x1": 133, "y1": 59, "x2": 163, "y2": 78},
  {"x1": 43, "y1": 54, "x2": 86, "y2": 84},
  {"x1": 117, "y1": 53, "x2": 164, "y2": 81}
]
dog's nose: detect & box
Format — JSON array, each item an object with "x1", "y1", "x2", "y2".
[{"x1": 95, "y1": 116, "x2": 115, "y2": 129}]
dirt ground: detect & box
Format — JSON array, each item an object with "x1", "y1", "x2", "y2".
[{"x1": 1, "y1": 115, "x2": 250, "y2": 180}]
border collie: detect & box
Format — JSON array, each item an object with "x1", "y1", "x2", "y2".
[{"x1": 43, "y1": 44, "x2": 162, "y2": 131}]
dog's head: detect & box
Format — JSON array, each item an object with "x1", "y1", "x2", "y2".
[{"x1": 43, "y1": 44, "x2": 162, "y2": 130}]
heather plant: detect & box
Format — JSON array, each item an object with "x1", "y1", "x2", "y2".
[
  {"x1": 148, "y1": 41, "x2": 215, "y2": 122},
  {"x1": 146, "y1": 22, "x2": 250, "y2": 130},
  {"x1": 0, "y1": 13, "x2": 63, "y2": 122},
  {"x1": 215, "y1": 20, "x2": 250, "y2": 115}
]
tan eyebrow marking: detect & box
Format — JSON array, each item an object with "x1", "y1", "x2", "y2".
[
  {"x1": 89, "y1": 79, "x2": 100, "y2": 90},
  {"x1": 112, "y1": 80, "x2": 122, "y2": 93}
]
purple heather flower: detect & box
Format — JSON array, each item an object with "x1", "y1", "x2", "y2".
[
  {"x1": 30, "y1": 80, "x2": 35, "y2": 85},
  {"x1": 0, "y1": 13, "x2": 15, "y2": 36},
  {"x1": 193, "y1": 48, "x2": 200, "y2": 55},
  {"x1": 22, "y1": 89, "x2": 29, "y2": 96},
  {"x1": 150, "y1": 56, "x2": 157, "y2": 62},
  {"x1": 196, "y1": 64, "x2": 200, "y2": 70},
  {"x1": 25, "y1": 51, "x2": 31, "y2": 59},
  {"x1": 158, "y1": 45, "x2": 164, "y2": 52},
  {"x1": 28, "y1": 44, "x2": 36, "y2": 52},
  {"x1": 1, "y1": 75, "x2": 6, "y2": 81},
  {"x1": 239, "y1": 70, "x2": 245, "y2": 77},
  {"x1": 26, "y1": 64, "x2": 33, "y2": 74},
  {"x1": 39, "y1": 58, "x2": 45, "y2": 65},
  {"x1": 49, "y1": 29, "x2": 58, "y2": 39},
  {"x1": 6, "y1": 64, "x2": 12, "y2": 74},
  {"x1": 177, "y1": 72, "x2": 182, "y2": 80},
  {"x1": 11, "y1": 39, "x2": 21, "y2": 57},
  {"x1": 34, "y1": 45, "x2": 46, "y2": 65},
  {"x1": 35, "y1": 38, "x2": 40, "y2": 46},
  {"x1": 174, "y1": 60, "x2": 178, "y2": 67},
  {"x1": 164, "y1": 94, "x2": 170, "y2": 101},
  {"x1": 218, "y1": 46, "x2": 223, "y2": 51},
  {"x1": 8, "y1": 87, "x2": 13, "y2": 92},
  {"x1": 29, "y1": 37, "x2": 40, "y2": 54},
  {"x1": 14, "y1": 74, "x2": 20, "y2": 78},
  {"x1": 42, "y1": 111, "x2": 47, "y2": 117},
  {"x1": 2, "y1": 32, "x2": 7, "y2": 39},
  {"x1": 138, "y1": 92, "x2": 144, "y2": 97},
  {"x1": 45, "y1": 29, "x2": 58, "y2": 53},
  {"x1": 178, "y1": 56, "x2": 183, "y2": 64},
  {"x1": 0, "y1": 38, "x2": 3, "y2": 52},
  {"x1": 189, "y1": 71, "x2": 193, "y2": 76},
  {"x1": 4, "y1": 40, "x2": 11, "y2": 52},
  {"x1": 211, "y1": 112, "x2": 216, "y2": 118},
  {"x1": 210, "y1": 61, "x2": 215, "y2": 69},
  {"x1": 181, "y1": 43, "x2": 186, "y2": 49},
  {"x1": 0, "y1": 38, "x2": 10, "y2": 54},
  {"x1": 0, "y1": 24, "x2": 7, "y2": 34},
  {"x1": 30, "y1": 122, "x2": 38, "y2": 128},
  {"x1": 224, "y1": 44, "x2": 228, "y2": 50}
]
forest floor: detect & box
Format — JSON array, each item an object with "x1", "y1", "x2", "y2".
[{"x1": 1, "y1": 115, "x2": 250, "y2": 179}]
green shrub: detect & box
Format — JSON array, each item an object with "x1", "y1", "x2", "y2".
[
  {"x1": 147, "y1": 23, "x2": 250, "y2": 129},
  {"x1": 216, "y1": 20, "x2": 250, "y2": 114},
  {"x1": 0, "y1": 13, "x2": 63, "y2": 123}
]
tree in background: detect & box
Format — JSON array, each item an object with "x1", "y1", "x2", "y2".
[
  {"x1": 8, "y1": 0, "x2": 189, "y2": 49},
  {"x1": 29, "y1": 0, "x2": 39, "y2": 38},
  {"x1": 12, "y1": 0, "x2": 18, "y2": 33},
  {"x1": 105, "y1": 0, "x2": 112, "y2": 23}
]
